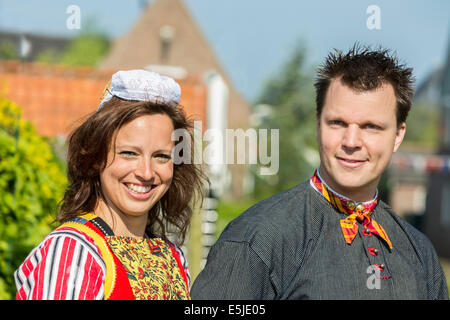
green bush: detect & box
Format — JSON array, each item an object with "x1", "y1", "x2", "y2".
[{"x1": 0, "y1": 97, "x2": 67, "y2": 299}]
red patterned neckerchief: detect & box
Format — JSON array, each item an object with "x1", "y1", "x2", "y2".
[{"x1": 310, "y1": 170, "x2": 393, "y2": 250}]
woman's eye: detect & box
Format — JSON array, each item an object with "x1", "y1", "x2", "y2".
[
  {"x1": 156, "y1": 154, "x2": 172, "y2": 162},
  {"x1": 119, "y1": 151, "x2": 137, "y2": 157}
]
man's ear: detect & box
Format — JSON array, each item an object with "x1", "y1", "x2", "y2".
[
  {"x1": 316, "y1": 112, "x2": 321, "y2": 142},
  {"x1": 393, "y1": 122, "x2": 406, "y2": 153}
]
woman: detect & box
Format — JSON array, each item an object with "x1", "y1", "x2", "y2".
[{"x1": 14, "y1": 70, "x2": 206, "y2": 300}]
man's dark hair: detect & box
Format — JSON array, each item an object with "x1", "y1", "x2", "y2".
[{"x1": 314, "y1": 43, "x2": 415, "y2": 126}]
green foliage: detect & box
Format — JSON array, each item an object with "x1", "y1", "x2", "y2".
[
  {"x1": 402, "y1": 103, "x2": 439, "y2": 150},
  {"x1": 36, "y1": 21, "x2": 110, "y2": 67},
  {"x1": 252, "y1": 42, "x2": 318, "y2": 197},
  {"x1": 58, "y1": 33, "x2": 110, "y2": 67},
  {"x1": 0, "y1": 97, "x2": 67, "y2": 299},
  {"x1": 0, "y1": 41, "x2": 19, "y2": 60},
  {"x1": 35, "y1": 48, "x2": 62, "y2": 65}
]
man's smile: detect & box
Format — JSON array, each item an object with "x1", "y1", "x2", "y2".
[{"x1": 336, "y1": 156, "x2": 367, "y2": 168}]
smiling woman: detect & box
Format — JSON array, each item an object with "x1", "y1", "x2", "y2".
[
  {"x1": 97, "y1": 113, "x2": 176, "y2": 238},
  {"x1": 14, "y1": 70, "x2": 207, "y2": 300}
]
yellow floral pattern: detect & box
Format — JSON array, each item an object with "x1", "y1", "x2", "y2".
[{"x1": 106, "y1": 236, "x2": 190, "y2": 300}]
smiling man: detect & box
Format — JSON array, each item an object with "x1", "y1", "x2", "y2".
[
  {"x1": 191, "y1": 45, "x2": 449, "y2": 300},
  {"x1": 317, "y1": 79, "x2": 404, "y2": 202}
]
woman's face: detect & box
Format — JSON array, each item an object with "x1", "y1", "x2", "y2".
[{"x1": 99, "y1": 114, "x2": 175, "y2": 219}]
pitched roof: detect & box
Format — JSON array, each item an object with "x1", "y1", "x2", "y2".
[
  {"x1": 99, "y1": 0, "x2": 249, "y2": 129},
  {"x1": 101, "y1": 0, "x2": 218, "y2": 74}
]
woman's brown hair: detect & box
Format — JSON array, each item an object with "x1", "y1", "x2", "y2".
[{"x1": 57, "y1": 96, "x2": 207, "y2": 245}]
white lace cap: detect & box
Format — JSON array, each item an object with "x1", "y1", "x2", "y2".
[{"x1": 98, "y1": 69, "x2": 181, "y2": 109}]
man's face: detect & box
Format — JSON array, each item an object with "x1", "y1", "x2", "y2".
[{"x1": 316, "y1": 78, "x2": 405, "y2": 201}]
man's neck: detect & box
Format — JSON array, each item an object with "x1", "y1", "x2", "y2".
[{"x1": 316, "y1": 167, "x2": 378, "y2": 203}]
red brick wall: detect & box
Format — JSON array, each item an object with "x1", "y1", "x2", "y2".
[{"x1": 0, "y1": 60, "x2": 207, "y2": 138}]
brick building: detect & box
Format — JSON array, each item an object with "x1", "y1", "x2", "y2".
[
  {"x1": 0, "y1": 60, "x2": 207, "y2": 139},
  {"x1": 100, "y1": 0, "x2": 251, "y2": 199}
]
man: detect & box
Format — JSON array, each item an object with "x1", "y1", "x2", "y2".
[{"x1": 191, "y1": 45, "x2": 449, "y2": 299}]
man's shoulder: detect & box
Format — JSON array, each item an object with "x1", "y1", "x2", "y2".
[
  {"x1": 217, "y1": 180, "x2": 313, "y2": 244},
  {"x1": 377, "y1": 200, "x2": 438, "y2": 255},
  {"x1": 378, "y1": 201, "x2": 422, "y2": 236},
  {"x1": 378, "y1": 200, "x2": 447, "y2": 298}
]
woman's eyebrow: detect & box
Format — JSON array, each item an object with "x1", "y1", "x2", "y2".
[{"x1": 116, "y1": 144, "x2": 173, "y2": 153}]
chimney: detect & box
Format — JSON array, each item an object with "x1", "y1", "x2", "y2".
[{"x1": 159, "y1": 25, "x2": 175, "y2": 64}]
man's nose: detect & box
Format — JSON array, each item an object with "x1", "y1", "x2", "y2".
[{"x1": 342, "y1": 125, "x2": 362, "y2": 150}]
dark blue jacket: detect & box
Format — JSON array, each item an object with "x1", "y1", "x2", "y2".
[{"x1": 191, "y1": 181, "x2": 449, "y2": 299}]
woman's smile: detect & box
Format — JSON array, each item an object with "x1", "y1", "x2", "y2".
[
  {"x1": 97, "y1": 114, "x2": 175, "y2": 218},
  {"x1": 122, "y1": 182, "x2": 156, "y2": 199}
]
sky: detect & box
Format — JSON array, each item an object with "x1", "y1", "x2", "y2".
[{"x1": 0, "y1": 0, "x2": 449, "y2": 102}]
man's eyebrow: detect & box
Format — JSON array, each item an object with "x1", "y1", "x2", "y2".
[
  {"x1": 324, "y1": 114, "x2": 346, "y2": 121},
  {"x1": 360, "y1": 120, "x2": 386, "y2": 127}
]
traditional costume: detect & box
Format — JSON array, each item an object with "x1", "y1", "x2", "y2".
[
  {"x1": 14, "y1": 70, "x2": 191, "y2": 300},
  {"x1": 191, "y1": 170, "x2": 448, "y2": 299},
  {"x1": 14, "y1": 213, "x2": 190, "y2": 300}
]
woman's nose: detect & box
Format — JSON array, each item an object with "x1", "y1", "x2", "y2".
[{"x1": 135, "y1": 157, "x2": 155, "y2": 181}]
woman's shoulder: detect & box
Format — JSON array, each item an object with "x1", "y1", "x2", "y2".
[
  {"x1": 48, "y1": 224, "x2": 106, "y2": 259},
  {"x1": 14, "y1": 226, "x2": 107, "y2": 300}
]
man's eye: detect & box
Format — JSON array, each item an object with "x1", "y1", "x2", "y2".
[
  {"x1": 364, "y1": 124, "x2": 381, "y2": 130},
  {"x1": 329, "y1": 120, "x2": 344, "y2": 126}
]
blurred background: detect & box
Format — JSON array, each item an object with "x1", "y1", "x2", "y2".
[{"x1": 0, "y1": 0, "x2": 449, "y2": 299}]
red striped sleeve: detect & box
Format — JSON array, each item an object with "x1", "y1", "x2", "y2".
[
  {"x1": 14, "y1": 228, "x2": 106, "y2": 300},
  {"x1": 54, "y1": 237, "x2": 76, "y2": 300},
  {"x1": 33, "y1": 236, "x2": 53, "y2": 300},
  {"x1": 81, "y1": 254, "x2": 105, "y2": 300}
]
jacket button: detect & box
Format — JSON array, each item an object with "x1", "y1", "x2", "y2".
[{"x1": 347, "y1": 201, "x2": 356, "y2": 210}]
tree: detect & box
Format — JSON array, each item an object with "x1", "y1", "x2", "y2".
[
  {"x1": 36, "y1": 19, "x2": 110, "y2": 67},
  {"x1": 402, "y1": 103, "x2": 439, "y2": 151},
  {"x1": 58, "y1": 32, "x2": 110, "y2": 67},
  {"x1": 0, "y1": 41, "x2": 19, "y2": 60},
  {"x1": 251, "y1": 42, "x2": 318, "y2": 199},
  {"x1": 0, "y1": 97, "x2": 67, "y2": 299}
]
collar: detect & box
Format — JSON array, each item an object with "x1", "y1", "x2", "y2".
[{"x1": 310, "y1": 168, "x2": 378, "y2": 209}]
